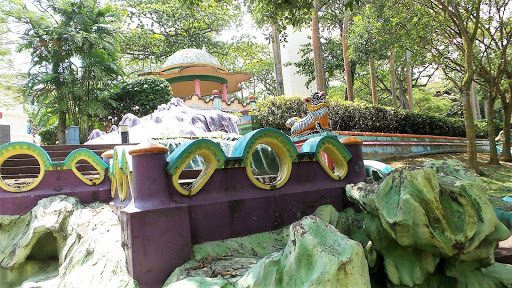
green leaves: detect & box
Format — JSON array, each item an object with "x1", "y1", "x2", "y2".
[
  {"x1": 118, "y1": 0, "x2": 241, "y2": 65},
  {"x1": 106, "y1": 76, "x2": 172, "y2": 120}
]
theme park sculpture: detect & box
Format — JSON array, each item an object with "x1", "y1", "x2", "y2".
[{"x1": 286, "y1": 91, "x2": 331, "y2": 137}]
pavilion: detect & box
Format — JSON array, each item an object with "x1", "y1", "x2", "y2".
[{"x1": 146, "y1": 48, "x2": 251, "y2": 102}]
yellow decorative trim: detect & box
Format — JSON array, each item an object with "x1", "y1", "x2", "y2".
[
  {"x1": 110, "y1": 147, "x2": 133, "y2": 201},
  {"x1": 171, "y1": 149, "x2": 219, "y2": 196},
  {"x1": 0, "y1": 144, "x2": 46, "y2": 192},
  {"x1": 318, "y1": 144, "x2": 348, "y2": 181},
  {"x1": 65, "y1": 149, "x2": 108, "y2": 186},
  {"x1": 244, "y1": 137, "x2": 293, "y2": 190},
  {"x1": 300, "y1": 136, "x2": 352, "y2": 181},
  {"x1": 167, "y1": 139, "x2": 226, "y2": 196},
  {"x1": 0, "y1": 142, "x2": 108, "y2": 193}
]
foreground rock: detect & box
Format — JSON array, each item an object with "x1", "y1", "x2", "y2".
[
  {"x1": 236, "y1": 215, "x2": 370, "y2": 288},
  {"x1": 347, "y1": 160, "x2": 512, "y2": 287},
  {"x1": 165, "y1": 213, "x2": 371, "y2": 288},
  {"x1": 0, "y1": 196, "x2": 137, "y2": 288}
]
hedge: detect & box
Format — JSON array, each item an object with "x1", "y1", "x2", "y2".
[{"x1": 251, "y1": 96, "x2": 472, "y2": 138}]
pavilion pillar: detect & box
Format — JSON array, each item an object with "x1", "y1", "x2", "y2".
[
  {"x1": 194, "y1": 79, "x2": 201, "y2": 97},
  {"x1": 221, "y1": 84, "x2": 228, "y2": 102}
]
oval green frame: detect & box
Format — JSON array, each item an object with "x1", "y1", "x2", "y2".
[
  {"x1": 0, "y1": 142, "x2": 51, "y2": 192},
  {"x1": 300, "y1": 136, "x2": 352, "y2": 181},
  {"x1": 244, "y1": 137, "x2": 294, "y2": 190},
  {"x1": 231, "y1": 128, "x2": 298, "y2": 190},
  {"x1": 167, "y1": 139, "x2": 226, "y2": 196},
  {"x1": 65, "y1": 148, "x2": 108, "y2": 186}
]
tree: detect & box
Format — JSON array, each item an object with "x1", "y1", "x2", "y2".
[
  {"x1": 3, "y1": 0, "x2": 123, "y2": 143},
  {"x1": 414, "y1": 0, "x2": 482, "y2": 172},
  {"x1": 216, "y1": 35, "x2": 277, "y2": 99},
  {"x1": 268, "y1": 25, "x2": 284, "y2": 96},
  {"x1": 312, "y1": 0, "x2": 326, "y2": 92},
  {"x1": 107, "y1": 76, "x2": 172, "y2": 120},
  {"x1": 117, "y1": 0, "x2": 241, "y2": 75},
  {"x1": 472, "y1": 0, "x2": 512, "y2": 164},
  {"x1": 503, "y1": 73, "x2": 512, "y2": 161},
  {"x1": 246, "y1": 4, "x2": 290, "y2": 97},
  {"x1": 68, "y1": 0, "x2": 123, "y2": 137},
  {"x1": 292, "y1": 37, "x2": 344, "y2": 89}
]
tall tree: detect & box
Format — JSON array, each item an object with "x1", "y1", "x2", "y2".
[
  {"x1": 270, "y1": 24, "x2": 285, "y2": 96},
  {"x1": 503, "y1": 75, "x2": 512, "y2": 161},
  {"x1": 312, "y1": 0, "x2": 326, "y2": 92},
  {"x1": 472, "y1": 0, "x2": 512, "y2": 164},
  {"x1": 320, "y1": 1, "x2": 354, "y2": 100},
  {"x1": 426, "y1": 0, "x2": 482, "y2": 172},
  {"x1": 342, "y1": 14, "x2": 354, "y2": 101},
  {"x1": 4, "y1": 0, "x2": 123, "y2": 143}
]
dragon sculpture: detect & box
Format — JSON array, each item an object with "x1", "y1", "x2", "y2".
[{"x1": 286, "y1": 91, "x2": 331, "y2": 137}]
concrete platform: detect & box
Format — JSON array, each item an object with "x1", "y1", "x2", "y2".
[{"x1": 495, "y1": 231, "x2": 512, "y2": 264}]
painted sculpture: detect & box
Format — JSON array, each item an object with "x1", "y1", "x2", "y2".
[{"x1": 286, "y1": 91, "x2": 331, "y2": 137}]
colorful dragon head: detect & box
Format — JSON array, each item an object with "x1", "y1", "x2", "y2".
[{"x1": 305, "y1": 91, "x2": 329, "y2": 111}]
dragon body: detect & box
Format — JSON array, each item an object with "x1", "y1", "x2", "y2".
[{"x1": 286, "y1": 91, "x2": 330, "y2": 137}]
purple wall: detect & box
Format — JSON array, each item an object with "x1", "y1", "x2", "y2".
[{"x1": 113, "y1": 144, "x2": 364, "y2": 287}]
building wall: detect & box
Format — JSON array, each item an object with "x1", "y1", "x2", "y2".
[
  {"x1": 0, "y1": 94, "x2": 32, "y2": 143},
  {"x1": 280, "y1": 28, "x2": 316, "y2": 98}
]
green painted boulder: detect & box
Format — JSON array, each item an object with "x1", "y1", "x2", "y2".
[
  {"x1": 347, "y1": 160, "x2": 512, "y2": 287},
  {"x1": 0, "y1": 195, "x2": 137, "y2": 288},
  {"x1": 236, "y1": 215, "x2": 371, "y2": 288},
  {"x1": 164, "y1": 277, "x2": 234, "y2": 288}
]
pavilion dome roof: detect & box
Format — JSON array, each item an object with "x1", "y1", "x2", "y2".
[
  {"x1": 162, "y1": 48, "x2": 223, "y2": 69},
  {"x1": 148, "y1": 48, "x2": 251, "y2": 98}
]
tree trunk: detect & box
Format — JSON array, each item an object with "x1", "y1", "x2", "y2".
[
  {"x1": 462, "y1": 87, "x2": 479, "y2": 172},
  {"x1": 58, "y1": 110, "x2": 66, "y2": 144},
  {"x1": 486, "y1": 91, "x2": 499, "y2": 165},
  {"x1": 501, "y1": 87, "x2": 512, "y2": 161},
  {"x1": 471, "y1": 81, "x2": 481, "y2": 120},
  {"x1": 342, "y1": 14, "x2": 353, "y2": 101},
  {"x1": 397, "y1": 70, "x2": 410, "y2": 110},
  {"x1": 502, "y1": 104, "x2": 512, "y2": 161},
  {"x1": 271, "y1": 24, "x2": 285, "y2": 96},
  {"x1": 312, "y1": 0, "x2": 326, "y2": 92},
  {"x1": 369, "y1": 58, "x2": 378, "y2": 105},
  {"x1": 390, "y1": 48, "x2": 398, "y2": 108},
  {"x1": 405, "y1": 50, "x2": 413, "y2": 110},
  {"x1": 461, "y1": 34, "x2": 480, "y2": 173}
]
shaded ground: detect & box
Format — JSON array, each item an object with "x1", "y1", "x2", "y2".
[{"x1": 382, "y1": 152, "x2": 512, "y2": 211}]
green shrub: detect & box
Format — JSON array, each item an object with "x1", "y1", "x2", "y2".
[
  {"x1": 251, "y1": 96, "x2": 307, "y2": 133},
  {"x1": 39, "y1": 125, "x2": 58, "y2": 145},
  {"x1": 475, "y1": 119, "x2": 503, "y2": 139},
  {"x1": 252, "y1": 97, "x2": 468, "y2": 137}
]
